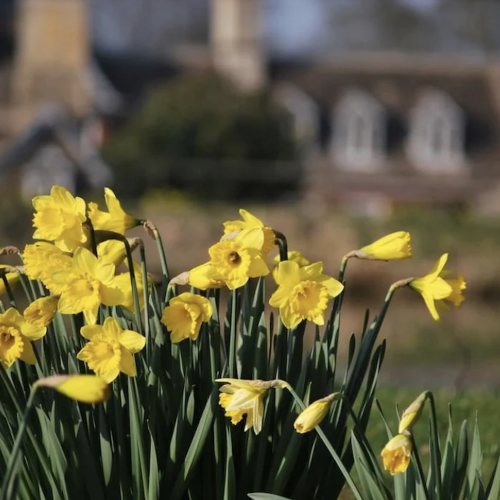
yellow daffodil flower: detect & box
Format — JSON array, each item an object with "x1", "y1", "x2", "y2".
[
  {"x1": 223, "y1": 209, "x2": 275, "y2": 256},
  {"x1": 269, "y1": 261, "x2": 344, "y2": 329},
  {"x1": 23, "y1": 242, "x2": 73, "y2": 295},
  {"x1": 77, "y1": 317, "x2": 146, "y2": 383},
  {"x1": 88, "y1": 188, "x2": 139, "y2": 235},
  {"x1": 161, "y1": 292, "x2": 213, "y2": 342},
  {"x1": 398, "y1": 391, "x2": 429, "y2": 434},
  {"x1": 35, "y1": 375, "x2": 111, "y2": 403},
  {"x1": 24, "y1": 296, "x2": 59, "y2": 328},
  {"x1": 217, "y1": 378, "x2": 278, "y2": 435},
  {"x1": 381, "y1": 433, "x2": 413, "y2": 475},
  {"x1": 188, "y1": 262, "x2": 225, "y2": 290},
  {"x1": 114, "y1": 261, "x2": 150, "y2": 312},
  {"x1": 409, "y1": 254, "x2": 453, "y2": 321},
  {"x1": 97, "y1": 240, "x2": 128, "y2": 268},
  {"x1": 32, "y1": 185, "x2": 88, "y2": 252},
  {"x1": 294, "y1": 393, "x2": 340, "y2": 433},
  {"x1": 356, "y1": 231, "x2": 412, "y2": 261},
  {"x1": 436, "y1": 273, "x2": 466, "y2": 311},
  {"x1": 0, "y1": 266, "x2": 20, "y2": 298},
  {"x1": 272, "y1": 250, "x2": 310, "y2": 282},
  {"x1": 54, "y1": 247, "x2": 124, "y2": 325},
  {"x1": 0, "y1": 308, "x2": 46, "y2": 367},
  {"x1": 207, "y1": 228, "x2": 270, "y2": 290}
]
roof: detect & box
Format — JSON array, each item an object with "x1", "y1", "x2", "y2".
[{"x1": 270, "y1": 55, "x2": 500, "y2": 204}]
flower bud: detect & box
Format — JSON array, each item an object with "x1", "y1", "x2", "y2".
[
  {"x1": 349, "y1": 231, "x2": 412, "y2": 261},
  {"x1": 398, "y1": 391, "x2": 429, "y2": 434},
  {"x1": 294, "y1": 393, "x2": 340, "y2": 433},
  {"x1": 35, "y1": 375, "x2": 111, "y2": 403}
]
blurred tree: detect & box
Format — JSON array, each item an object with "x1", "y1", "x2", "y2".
[
  {"x1": 323, "y1": 0, "x2": 500, "y2": 55},
  {"x1": 103, "y1": 75, "x2": 299, "y2": 200}
]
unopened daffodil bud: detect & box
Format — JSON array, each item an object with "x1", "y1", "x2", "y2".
[
  {"x1": 346, "y1": 231, "x2": 412, "y2": 261},
  {"x1": 381, "y1": 432, "x2": 413, "y2": 475},
  {"x1": 294, "y1": 393, "x2": 341, "y2": 433},
  {"x1": 398, "y1": 391, "x2": 429, "y2": 433},
  {"x1": 34, "y1": 375, "x2": 111, "y2": 403}
]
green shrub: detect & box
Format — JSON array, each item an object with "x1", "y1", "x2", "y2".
[{"x1": 103, "y1": 75, "x2": 299, "y2": 200}]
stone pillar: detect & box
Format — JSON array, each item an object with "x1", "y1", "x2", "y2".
[
  {"x1": 210, "y1": 0, "x2": 266, "y2": 91},
  {"x1": 11, "y1": 0, "x2": 90, "y2": 129}
]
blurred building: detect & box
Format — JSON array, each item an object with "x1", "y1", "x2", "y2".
[{"x1": 2, "y1": 0, "x2": 500, "y2": 210}]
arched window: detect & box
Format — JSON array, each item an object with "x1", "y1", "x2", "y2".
[
  {"x1": 407, "y1": 90, "x2": 465, "y2": 172},
  {"x1": 274, "y1": 83, "x2": 319, "y2": 155},
  {"x1": 331, "y1": 90, "x2": 386, "y2": 171}
]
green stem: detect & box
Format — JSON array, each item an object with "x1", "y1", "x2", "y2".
[
  {"x1": 427, "y1": 392, "x2": 442, "y2": 500},
  {"x1": 123, "y1": 239, "x2": 143, "y2": 335},
  {"x1": 282, "y1": 384, "x2": 364, "y2": 500},
  {"x1": 338, "y1": 256, "x2": 349, "y2": 283},
  {"x1": 139, "y1": 241, "x2": 150, "y2": 352},
  {"x1": 1, "y1": 275, "x2": 17, "y2": 309},
  {"x1": 0, "y1": 388, "x2": 38, "y2": 500},
  {"x1": 228, "y1": 289, "x2": 238, "y2": 378},
  {"x1": 273, "y1": 231, "x2": 288, "y2": 262},
  {"x1": 86, "y1": 219, "x2": 98, "y2": 256},
  {"x1": 411, "y1": 434, "x2": 431, "y2": 500}
]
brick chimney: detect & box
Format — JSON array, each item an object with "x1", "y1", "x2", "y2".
[
  {"x1": 210, "y1": 0, "x2": 266, "y2": 91},
  {"x1": 11, "y1": 0, "x2": 90, "y2": 129}
]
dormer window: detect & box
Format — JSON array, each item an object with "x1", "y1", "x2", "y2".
[
  {"x1": 274, "y1": 83, "x2": 319, "y2": 155},
  {"x1": 408, "y1": 90, "x2": 465, "y2": 172},
  {"x1": 331, "y1": 90, "x2": 385, "y2": 171}
]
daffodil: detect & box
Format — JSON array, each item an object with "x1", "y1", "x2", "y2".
[
  {"x1": 409, "y1": 254, "x2": 453, "y2": 321},
  {"x1": 217, "y1": 378, "x2": 278, "y2": 435},
  {"x1": 114, "y1": 261, "x2": 150, "y2": 311},
  {"x1": 188, "y1": 262, "x2": 225, "y2": 290},
  {"x1": 272, "y1": 250, "x2": 310, "y2": 282},
  {"x1": 32, "y1": 185, "x2": 88, "y2": 252},
  {"x1": 356, "y1": 231, "x2": 412, "y2": 261},
  {"x1": 88, "y1": 188, "x2": 139, "y2": 235},
  {"x1": 436, "y1": 273, "x2": 466, "y2": 310},
  {"x1": 223, "y1": 209, "x2": 275, "y2": 256},
  {"x1": 77, "y1": 317, "x2": 146, "y2": 382},
  {"x1": 35, "y1": 375, "x2": 111, "y2": 403},
  {"x1": 207, "y1": 228, "x2": 270, "y2": 290},
  {"x1": 22, "y1": 242, "x2": 73, "y2": 295},
  {"x1": 269, "y1": 261, "x2": 344, "y2": 329},
  {"x1": 381, "y1": 433, "x2": 413, "y2": 475},
  {"x1": 24, "y1": 296, "x2": 59, "y2": 328},
  {"x1": 0, "y1": 266, "x2": 20, "y2": 298},
  {"x1": 0, "y1": 308, "x2": 46, "y2": 367},
  {"x1": 97, "y1": 240, "x2": 128, "y2": 267},
  {"x1": 161, "y1": 292, "x2": 213, "y2": 342},
  {"x1": 398, "y1": 391, "x2": 429, "y2": 434},
  {"x1": 54, "y1": 247, "x2": 124, "y2": 325},
  {"x1": 294, "y1": 393, "x2": 340, "y2": 433}
]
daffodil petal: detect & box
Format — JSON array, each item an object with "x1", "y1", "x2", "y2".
[{"x1": 119, "y1": 330, "x2": 146, "y2": 353}]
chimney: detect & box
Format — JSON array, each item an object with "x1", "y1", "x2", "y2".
[
  {"x1": 210, "y1": 0, "x2": 266, "y2": 91},
  {"x1": 11, "y1": 0, "x2": 91, "y2": 128}
]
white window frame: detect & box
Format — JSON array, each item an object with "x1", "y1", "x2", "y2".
[
  {"x1": 274, "y1": 83, "x2": 319, "y2": 155},
  {"x1": 407, "y1": 89, "x2": 465, "y2": 173},
  {"x1": 331, "y1": 90, "x2": 386, "y2": 172}
]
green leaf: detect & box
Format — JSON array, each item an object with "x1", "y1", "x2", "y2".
[
  {"x1": 248, "y1": 495, "x2": 292, "y2": 500},
  {"x1": 147, "y1": 428, "x2": 159, "y2": 500},
  {"x1": 486, "y1": 457, "x2": 500, "y2": 500},
  {"x1": 170, "y1": 389, "x2": 217, "y2": 500}
]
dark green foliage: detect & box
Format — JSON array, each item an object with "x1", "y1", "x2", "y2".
[{"x1": 103, "y1": 75, "x2": 300, "y2": 200}]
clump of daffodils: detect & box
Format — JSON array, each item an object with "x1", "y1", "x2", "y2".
[{"x1": 0, "y1": 185, "x2": 471, "y2": 500}]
